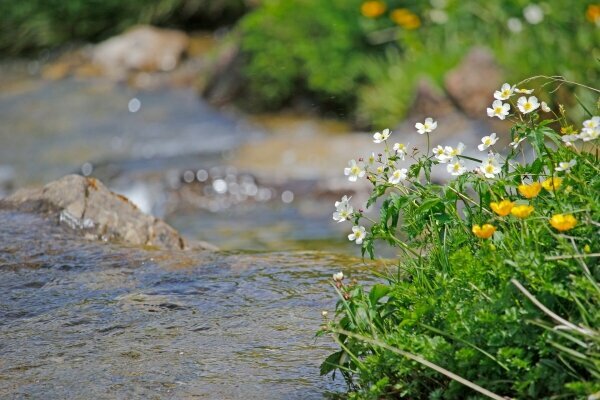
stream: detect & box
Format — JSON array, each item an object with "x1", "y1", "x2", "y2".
[{"x1": 0, "y1": 67, "x2": 374, "y2": 398}]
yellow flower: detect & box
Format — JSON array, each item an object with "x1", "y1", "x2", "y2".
[
  {"x1": 472, "y1": 224, "x2": 496, "y2": 239},
  {"x1": 361, "y1": 1, "x2": 386, "y2": 18},
  {"x1": 550, "y1": 214, "x2": 577, "y2": 231},
  {"x1": 390, "y1": 8, "x2": 421, "y2": 29},
  {"x1": 511, "y1": 205, "x2": 534, "y2": 219},
  {"x1": 518, "y1": 182, "x2": 542, "y2": 199},
  {"x1": 586, "y1": 4, "x2": 600, "y2": 24},
  {"x1": 490, "y1": 199, "x2": 514, "y2": 216},
  {"x1": 542, "y1": 177, "x2": 563, "y2": 191}
]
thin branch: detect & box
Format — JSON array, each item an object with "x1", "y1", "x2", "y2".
[{"x1": 511, "y1": 279, "x2": 595, "y2": 336}]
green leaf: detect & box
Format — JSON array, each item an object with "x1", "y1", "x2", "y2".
[
  {"x1": 320, "y1": 350, "x2": 343, "y2": 375},
  {"x1": 369, "y1": 284, "x2": 390, "y2": 304}
]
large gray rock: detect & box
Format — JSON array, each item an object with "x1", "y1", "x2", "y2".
[{"x1": 0, "y1": 175, "x2": 214, "y2": 251}]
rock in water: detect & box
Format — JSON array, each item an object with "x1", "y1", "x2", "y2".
[
  {"x1": 92, "y1": 25, "x2": 189, "y2": 80},
  {"x1": 0, "y1": 175, "x2": 214, "y2": 251}
]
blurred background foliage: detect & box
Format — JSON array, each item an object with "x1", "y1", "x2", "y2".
[
  {"x1": 237, "y1": 0, "x2": 599, "y2": 126},
  {"x1": 0, "y1": 0, "x2": 247, "y2": 54},
  {"x1": 1, "y1": 0, "x2": 598, "y2": 126}
]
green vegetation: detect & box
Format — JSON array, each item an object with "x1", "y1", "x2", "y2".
[
  {"x1": 321, "y1": 79, "x2": 600, "y2": 399},
  {"x1": 0, "y1": 0, "x2": 246, "y2": 54},
  {"x1": 237, "y1": 0, "x2": 599, "y2": 126}
]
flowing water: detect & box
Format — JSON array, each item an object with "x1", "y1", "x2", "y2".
[
  {"x1": 0, "y1": 210, "x2": 375, "y2": 399},
  {"x1": 0, "y1": 68, "x2": 375, "y2": 398}
]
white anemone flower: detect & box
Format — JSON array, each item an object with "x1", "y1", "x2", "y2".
[
  {"x1": 582, "y1": 116, "x2": 600, "y2": 130},
  {"x1": 433, "y1": 145, "x2": 452, "y2": 163},
  {"x1": 478, "y1": 133, "x2": 498, "y2": 151},
  {"x1": 388, "y1": 168, "x2": 408, "y2": 184},
  {"x1": 447, "y1": 160, "x2": 467, "y2": 176},
  {"x1": 487, "y1": 100, "x2": 510, "y2": 120},
  {"x1": 393, "y1": 143, "x2": 407, "y2": 159},
  {"x1": 541, "y1": 101, "x2": 551, "y2": 112},
  {"x1": 373, "y1": 128, "x2": 391, "y2": 143},
  {"x1": 555, "y1": 159, "x2": 576, "y2": 173},
  {"x1": 580, "y1": 127, "x2": 599, "y2": 142},
  {"x1": 348, "y1": 225, "x2": 367, "y2": 245},
  {"x1": 517, "y1": 96, "x2": 540, "y2": 114},
  {"x1": 344, "y1": 159, "x2": 366, "y2": 182},
  {"x1": 446, "y1": 142, "x2": 465, "y2": 159},
  {"x1": 494, "y1": 83, "x2": 514, "y2": 100},
  {"x1": 333, "y1": 195, "x2": 354, "y2": 223},
  {"x1": 561, "y1": 134, "x2": 580, "y2": 146},
  {"x1": 415, "y1": 117, "x2": 437, "y2": 134},
  {"x1": 479, "y1": 155, "x2": 501, "y2": 178},
  {"x1": 333, "y1": 272, "x2": 344, "y2": 282}
]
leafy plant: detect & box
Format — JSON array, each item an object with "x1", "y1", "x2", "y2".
[{"x1": 320, "y1": 77, "x2": 600, "y2": 399}]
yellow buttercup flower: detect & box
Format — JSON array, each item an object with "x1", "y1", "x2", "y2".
[
  {"x1": 472, "y1": 224, "x2": 496, "y2": 239},
  {"x1": 490, "y1": 199, "x2": 514, "y2": 216},
  {"x1": 361, "y1": 1, "x2": 386, "y2": 18},
  {"x1": 511, "y1": 205, "x2": 534, "y2": 219},
  {"x1": 542, "y1": 177, "x2": 563, "y2": 191},
  {"x1": 518, "y1": 182, "x2": 542, "y2": 199},
  {"x1": 390, "y1": 8, "x2": 421, "y2": 29},
  {"x1": 550, "y1": 214, "x2": 577, "y2": 231}
]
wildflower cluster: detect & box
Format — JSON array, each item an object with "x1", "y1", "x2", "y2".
[
  {"x1": 323, "y1": 78, "x2": 600, "y2": 399},
  {"x1": 335, "y1": 82, "x2": 597, "y2": 248}
]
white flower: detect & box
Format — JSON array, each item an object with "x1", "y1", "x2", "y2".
[
  {"x1": 555, "y1": 159, "x2": 576, "y2": 173},
  {"x1": 515, "y1": 88, "x2": 534, "y2": 94},
  {"x1": 433, "y1": 145, "x2": 451, "y2": 163},
  {"x1": 415, "y1": 117, "x2": 437, "y2": 134},
  {"x1": 479, "y1": 155, "x2": 501, "y2": 178},
  {"x1": 478, "y1": 133, "x2": 498, "y2": 151},
  {"x1": 447, "y1": 160, "x2": 467, "y2": 176},
  {"x1": 376, "y1": 165, "x2": 384, "y2": 174},
  {"x1": 344, "y1": 159, "x2": 366, "y2": 182},
  {"x1": 321, "y1": 310, "x2": 328, "y2": 317},
  {"x1": 446, "y1": 142, "x2": 465, "y2": 159},
  {"x1": 494, "y1": 83, "x2": 514, "y2": 100},
  {"x1": 509, "y1": 136, "x2": 526, "y2": 149},
  {"x1": 487, "y1": 100, "x2": 510, "y2": 120},
  {"x1": 523, "y1": 4, "x2": 544, "y2": 24},
  {"x1": 507, "y1": 17, "x2": 523, "y2": 33},
  {"x1": 561, "y1": 133, "x2": 580, "y2": 145},
  {"x1": 333, "y1": 195, "x2": 354, "y2": 223},
  {"x1": 333, "y1": 271, "x2": 344, "y2": 282},
  {"x1": 373, "y1": 128, "x2": 391, "y2": 143},
  {"x1": 582, "y1": 116, "x2": 600, "y2": 130},
  {"x1": 348, "y1": 225, "x2": 367, "y2": 245},
  {"x1": 541, "y1": 101, "x2": 551, "y2": 112},
  {"x1": 517, "y1": 96, "x2": 540, "y2": 114},
  {"x1": 388, "y1": 168, "x2": 408, "y2": 184},
  {"x1": 393, "y1": 143, "x2": 407, "y2": 159},
  {"x1": 580, "y1": 127, "x2": 599, "y2": 142}
]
